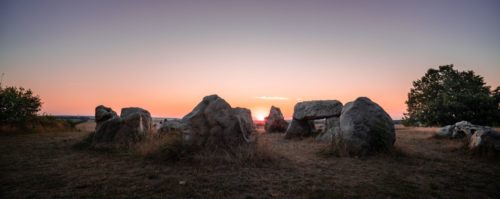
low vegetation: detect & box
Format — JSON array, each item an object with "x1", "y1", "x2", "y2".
[
  {"x1": 0, "y1": 115, "x2": 76, "y2": 134},
  {"x1": 0, "y1": 83, "x2": 77, "y2": 134},
  {"x1": 76, "y1": 129, "x2": 285, "y2": 168},
  {"x1": 2, "y1": 123, "x2": 499, "y2": 198}
]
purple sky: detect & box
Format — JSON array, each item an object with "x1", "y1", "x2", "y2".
[{"x1": 1, "y1": 0, "x2": 499, "y2": 119}]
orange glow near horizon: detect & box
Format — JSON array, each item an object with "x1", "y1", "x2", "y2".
[
  {"x1": 253, "y1": 109, "x2": 267, "y2": 121},
  {"x1": 1, "y1": 1, "x2": 499, "y2": 120},
  {"x1": 30, "y1": 85, "x2": 421, "y2": 120}
]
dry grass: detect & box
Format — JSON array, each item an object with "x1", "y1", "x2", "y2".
[
  {"x1": 0, "y1": 122, "x2": 499, "y2": 198},
  {"x1": 0, "y1": 119, "x2": 76, "y2": 134},
  {"x1": 134, "y1": 130, "x2": 286, "y2": 168}
]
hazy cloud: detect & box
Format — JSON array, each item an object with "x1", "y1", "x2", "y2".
[{"x1": 256, "y1": 96, "x2": 289, "y2": 100}]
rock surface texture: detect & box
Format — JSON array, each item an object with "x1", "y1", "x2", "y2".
[
  {"x1": 336, "y1": 97, "x2": 395, "y2": 156},
  {"x1": 468, "y1": 128, "x2": 500, "y2": 155},
  {"x1": 436, "y1": 121, "x2": 493, "y2": 139},
  {"x1": 436, "y1": 121, "x2": 500, "y2": 155},
  {"x1": 181, "y1": 95, "x2": 252, "y2": 148},
  {"x1": 232, "y1": 107, "x2": 256, "y2": 136},
  {"x1": 93, "y1": 106, "x2": 153, "y2": 146},
  {"x1": 95, "y1": 105, "x2": 118, "y2": 132},
  {"x1": 293, "y1": 100, "x2": 343, "y2": 120},
  {"x1": 264, "y1": 106, "x2": 289, "y2": 133},
  {"x1": 285, "y1": 100, "x2": 342, "y2": 139}
]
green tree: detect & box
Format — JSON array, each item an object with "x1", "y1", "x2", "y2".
[
  {"x1": 403, "y1": 65, "x2": 499, "y2": 126},
  {"x1": 0, "y1": 84, "x2": 42, "y2": 123}
]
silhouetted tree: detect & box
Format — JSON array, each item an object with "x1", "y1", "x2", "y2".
[
  {"x1": 403, "y1": 65, "x2": 499, "y2": 126},
  {"x1": 0, "y1": 84, "x2": 42, "y2": 123}
]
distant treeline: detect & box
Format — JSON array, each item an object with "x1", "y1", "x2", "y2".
[{"x1": 53, "y1": 116, "x2": 94, "y2": 123}]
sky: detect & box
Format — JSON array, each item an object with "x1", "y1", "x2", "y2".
[{"x1": 1, "y1": 0, "x2": 499, "y2": 120}]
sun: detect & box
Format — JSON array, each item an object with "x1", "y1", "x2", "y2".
[
  {"x1": 255, "y1": 112, "x2": 267, "y2": 122},
  {"x1": 251, "y1": 107, "x2": 269, "y2": 122}
]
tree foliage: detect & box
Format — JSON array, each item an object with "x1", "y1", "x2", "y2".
[
  {"x1": 403, "y1": 65, "x2": 499, "y2": 126},
  {"x1": 0, "y1": 84, "x2": 42, "y2": 123}
]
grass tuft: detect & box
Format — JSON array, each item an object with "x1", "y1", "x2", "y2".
[{"x1": 135, "y1": 132, "x2": 285, "y2": 167}]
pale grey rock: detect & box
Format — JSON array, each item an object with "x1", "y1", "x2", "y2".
[
  {"x1": 435, "y1": 121, "x2": 489, "y2": 139},
  {"x1": 436, "y1": 125, "x2": 455, "y2": 138}
]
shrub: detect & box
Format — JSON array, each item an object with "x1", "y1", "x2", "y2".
[{"x1": 0, "y1": 84, "x2": 42, "y2": 123}]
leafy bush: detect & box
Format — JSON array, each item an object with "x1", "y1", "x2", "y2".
[
  {"x1": 403, "y1": 65, "x2": 499, "y2": 126},
  {"x1": 0, "y1": 84, "x2": 42, "y2": 123}
]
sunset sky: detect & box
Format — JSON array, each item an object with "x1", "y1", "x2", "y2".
[{"x1": 1, "y1": 0, "x2": 499, "y2": 120}]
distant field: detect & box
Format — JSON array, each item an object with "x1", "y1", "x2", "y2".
[{"x1": 0, "y1": 122, "x2": 499, "y2": 198}]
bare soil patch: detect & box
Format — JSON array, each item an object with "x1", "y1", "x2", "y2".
[{"x1": 1, "y1": 123, "x2": 499, "y2": 198}]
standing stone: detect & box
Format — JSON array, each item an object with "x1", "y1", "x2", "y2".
[
  {"x1": 337, "y1": 97, "x2": 395, "y2": 156},
  {"x1": 95, "y1": 105, "x2": 118, "y2": 132},
  {"x1": 92, "y1": 106, "x2": 153, "y2": 146},
  {"x1": 316, "y1": 117, "x2": 340, "y2": 142},
  {"x1": 264, "y1": 106, "x2": 289, "y2": 133},
  {"x1": 120, "y1": 107, "x2": 153, "y2": 135},
  {"x1": 232, "y1": 107, "x2": 256, "y2": 136},
  {"x1": 285, "y1": 100, "x2": 343, "y2": 139},
  {"x1": 285, "y1": 119, "x2": 312, "y2": 139},
  {"x1": 181, "y1": 95, "x2": 250, "y2": 148}
]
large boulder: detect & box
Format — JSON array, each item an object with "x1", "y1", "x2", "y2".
[
  {"x1": 435, "y1": 121, "x2": 489, "y2": 139},
  {"x1": 468, "y1": 128, "x2": 500, "y2": 155},
  {"x1": 120, "y1": 107, "x2": 153, "y2": 134},
  {"x1": 293, "y1": 100, "x2": 343, "y2": 120},
  {"x1": 95, "y1": 105, "x2": 118, "y2": 132},
  {"x1": 454, "y1": 121, "x2": 478, "y2": 137},
  {"x1": 337, "y1": 97, "x2": 395, "y2": 156},
  {"x1": 285, "y1": 119, "x2": 312, "y2": 139},
  {"x1": 232, "y1": 107, "x2": 256, "y2": 136},
  {"x1": 435, "y1": 121, "x2": 499, "y2": 156},
  {"x1": 285, "y1": 100, "x2": 343, "y2": 139},
  {"x1": 93, "y1": 106, "x2": 153, "y2": 146},
  {"x1": 264, "y1": 106, "x2": 289, "y2": 133},
  {"x1": 316, "y1": 117, "x2": 340, "y2": 142},
  {"x1": 181, "y1": 95, "x2": 250, "y2": 148},
  {"x1": 436, "y1": 125, "x2": 456, "y2": 138}
]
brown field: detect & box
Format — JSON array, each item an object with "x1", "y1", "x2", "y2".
[{"x1": 1, "y1": 123, "x2": 499, "y2": 198}]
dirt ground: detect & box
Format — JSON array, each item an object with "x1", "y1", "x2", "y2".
[{"x1": 1, "y1": 123, "x2": 499, "y2": 198}]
